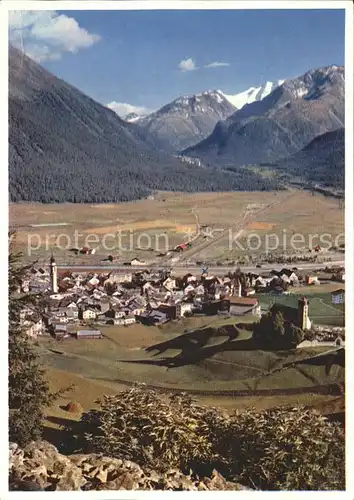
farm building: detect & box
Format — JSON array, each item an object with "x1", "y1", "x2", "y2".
[
  {"x1": 106, "y1": 272, "x2": 133, "y2": 284},
  {"x1": 52, "y1": 324, "x2": 69, "y2": 340},
  {"x1": 52, "y1": 323, "x2": 68, "y2": 333},
  {"x1": 82, "y1": 308, "x2": 97, "y2": 320},
  {"x1": 201, "y1": 299, "x2": 230, "y2": 315},
  {"x1": 305, "y1": 275, "x2": 320, "y2": 286},
  {"x1": 174, "y1": 242, "x2": 192, "y2": 252},
  {"x1": 79, "y1": 247, "x2": 96, "y2": 255},
  {"x1": 229, "y1": 297, "x2": 261, "y2": 316},
  {"x1": 123, "y1": 315, "x2": 136, "y2": 325},
  {"x1": 130, "y1": 258, "x2": 147, "y2": 266},
  {"x1": 157, "y1": 304, "x2": 179, "y2": 320},
  {"x1": 178, "y1": 302, "x2": 194, "y2": 317},
  {"x1": 76, "y1": 330, "x2": 103, "y2": 339}
]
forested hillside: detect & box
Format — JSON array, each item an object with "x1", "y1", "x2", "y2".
[{"x1": 272, "y1": 128, "x2": 344, "y2": 189}]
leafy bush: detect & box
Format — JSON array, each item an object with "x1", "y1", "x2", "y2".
[
  {"x1": 220, "y1": 406, "x2": 345, "y2": 490},
  {"x1": 70, "y1": 388, "x2": 224, "y2": 475},
  {"x1": 69, "y1": 386, "x2": 344, "y2": 490}
]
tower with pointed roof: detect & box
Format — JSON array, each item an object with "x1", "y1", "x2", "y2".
[
  {"x1": 298, "y1": 296, "x2": 310, "y2": 330},
  {"x1": 50, "y1": 254, "x2": 58, "y2": 293}
]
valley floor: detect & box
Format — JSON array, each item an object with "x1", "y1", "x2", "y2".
[{"x1": 9, "y1": 189, "x2": 344, "y2": 266}]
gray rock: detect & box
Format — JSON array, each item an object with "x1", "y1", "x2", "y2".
[{"x1": 9, "y1": 440, "x2": 250, "y2": 491}]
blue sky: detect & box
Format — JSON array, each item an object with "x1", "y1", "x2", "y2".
[{"x1": 9, "y1": 9, "x2": 345, "y2": 115}]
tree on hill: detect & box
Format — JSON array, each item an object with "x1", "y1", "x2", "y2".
[
  {"x1": 253, "y1": 311, "x2": 304, "y2": 349},
  {"x1": 8, "y1": 232, "x2": 55, "y2": 446}
]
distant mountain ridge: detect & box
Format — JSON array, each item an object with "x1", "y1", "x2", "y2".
[
  {"x1": 124, "y1": 112, "x2": 145, "y2": 123},
  {"x1": 136, "y1": 90, "x2": 236, "y2": 152},
  {"x1": 9, "y1": 47, "x2": 280, "y2": 203},
  {"x1": 117, "y1": 81, "x2": 284, "y2": 151},
  {"x1": 184, "y1": 65, "x2": 344, "y2": 168}
]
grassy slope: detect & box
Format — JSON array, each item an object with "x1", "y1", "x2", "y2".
[{"x1": 38, "y1": 315, "x2": 343, "y2": 393}]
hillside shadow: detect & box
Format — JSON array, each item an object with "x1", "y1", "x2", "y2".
[
  {"x1": 296, "y1": 349, "x2": 345, "y2": 375},
  {"x1": 44, "y1": 415, "x2": 91, "y2": 454},
  {"x1": 122, "y1": 335, "x2": 257, "y2": 368},
  {"x1": 145, "y1": 324, "x2": 246, "y2": 357}
]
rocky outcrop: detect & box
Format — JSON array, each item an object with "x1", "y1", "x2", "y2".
[{"x1": 9, "y1": 441, "x2": 250, "y2": 491}]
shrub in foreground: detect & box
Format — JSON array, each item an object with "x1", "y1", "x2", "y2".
[
  {"x1": 69, "y1": 386, "x2": 345, "y2": 491},
  {"x1": 220, "y1": 406, "x2": 345, "y2": 490},
  {"x1": 70, "y1": 388, "x2": 224, "y2": 475}
]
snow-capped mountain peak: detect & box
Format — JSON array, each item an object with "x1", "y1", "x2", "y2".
[
  {"x1": 165, "y1": 89, "x2": 231, "y2": 114},
  {"x1": 124, "y1": 112, "x2": 144, "y2": 123},
  {"x1": 282, "y1": 65, "x2": 344, "y2": 101},
  {"x1": 135, "y1": 89, "x2": 237, "y2": 152},
  {"x1": 222, "y1": 80, "x2": 284, "y2": 109}
]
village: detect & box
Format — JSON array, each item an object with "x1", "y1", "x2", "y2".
[{"x1": 19, "y1": 255, "x2": 346, "y2": 348}]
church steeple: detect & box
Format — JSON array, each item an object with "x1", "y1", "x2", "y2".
[{"x1": 50, "y1": 254, "x2": 58, "y2": 293}]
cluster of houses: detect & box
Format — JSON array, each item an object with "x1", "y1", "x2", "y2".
[
  {"x1": 250, "y1": 267, "x2": 345, "y2": 295},
  {"x1": 18, "y1": 258, "x2": 345, "y2": 341},
  {"x1": 20, "y1": 262, "x2": 262, "y2": 339}
]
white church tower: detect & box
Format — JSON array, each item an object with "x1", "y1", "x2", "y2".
[{"x1": 50, "y1": 254, "x2": 58, "y2": 294}]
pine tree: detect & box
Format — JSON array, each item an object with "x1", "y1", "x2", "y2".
[{"x1": 8, "y1": 232, "x2": 55, "y2": 446}]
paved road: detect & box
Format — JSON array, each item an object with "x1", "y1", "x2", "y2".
[{"x1": 57, "y1": 260, "x2": 344, "y2": 275}]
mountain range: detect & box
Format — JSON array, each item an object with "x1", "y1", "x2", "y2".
[
  {"x1": 9, "y1": 47, "x2": 279, "y2": 204},
  {"x1": 184, "y1": 65, "x2": 344, "y2": 168},
  {"x1": 8, "y1": 45, "x2": 344, "y2": 203},
  {"x1": 118, "y1": 81, "x2": 284, "y2": 152}
]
